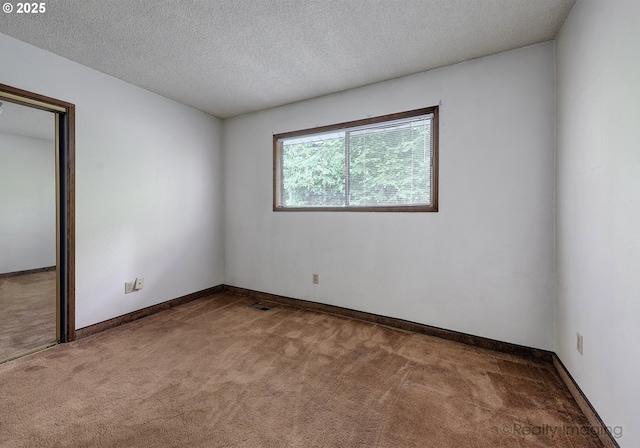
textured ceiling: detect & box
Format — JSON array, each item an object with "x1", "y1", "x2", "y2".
[
  {"x1": 0, "y1": 0, "x2": 575, "y2": 118},
  {"x1": 0, "y1": 100, "x2": 54, "y2": 141}
]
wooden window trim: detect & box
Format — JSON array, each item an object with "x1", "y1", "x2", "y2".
[{"x1": 273, "y1": 106, "x2": 439, "y2": 212}]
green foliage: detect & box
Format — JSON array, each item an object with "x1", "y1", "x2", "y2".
[
  {"x1": 282, "y1": 120, "x2": 432, "y2": 207},
  {"x1": 282, "y1": 136, "x2": 346, "y2": 207},
  {"x1": 349, "y1": 124, "x2": 431, "y2": 206}
]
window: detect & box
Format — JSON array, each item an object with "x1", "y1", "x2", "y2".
[{"x1": 274, "y1": 107, "x2": 438, "y2": 212}]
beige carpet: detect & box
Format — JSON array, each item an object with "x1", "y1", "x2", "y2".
[
  {"x1": 0, "y1": 270, "x2": 57, "y2": 361},
  {"x1": 0, "y1": 293, "x2": 603, "y2": 447}
]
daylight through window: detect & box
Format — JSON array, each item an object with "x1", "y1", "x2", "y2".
[{"x1": 273, "y1": 107, "x2": 438, "y2": 211}]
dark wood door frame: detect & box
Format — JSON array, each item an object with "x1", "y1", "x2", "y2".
[{"x1": 0, "y1": 83, "x2": 75, "y2": 342}]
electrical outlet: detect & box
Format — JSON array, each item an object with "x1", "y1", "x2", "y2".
[
  {"x1": 312, "y1": 273, "x2": 319, "y2": 284},
  {"x1": 577, "y1": 332, "x2": 583, "y2": 355},
  {"x1": 134, "y1": 277, "x2": 144, "y2": 291},
  {"x1": 125, "y1": 281, "x2": 134, "y2": 294}
]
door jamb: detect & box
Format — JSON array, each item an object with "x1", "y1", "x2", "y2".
[{"x1": 0, "y1": 83, "x2": 75, "y2": 342}]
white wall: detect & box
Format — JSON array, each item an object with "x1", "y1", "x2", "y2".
[
  {"x1": 0, "y1": 133, "x2": 55, "y2": 274},
  {"x1": 224, "y1": 43, "x2": 556, "y2": 350},
  {"x1": 0, "y1": 33, "x2": 225, "y2": 329},
  {"x1": 556, "y1": 0, "x2": 640, "y2": 445}
]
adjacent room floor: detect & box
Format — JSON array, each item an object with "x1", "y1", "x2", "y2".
[
  {"x1": 0, "y1": 292, "x2": 602, "y2": 447},
  {"x1": 0, "y1": 270, "x2": 57, "y2": 361}
]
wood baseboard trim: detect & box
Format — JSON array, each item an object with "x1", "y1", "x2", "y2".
[
  {"x1": 0, "y1": 266, "x2": 56, "y2": 279},
  {"x1": 222, "y1": 285, "x2": 553, "y2": 363},
  {"x1": 75, "y1": 285, "x2": 224, "y2": 339},
  {"x1": 552, "y1": 355, "x2": 621, "y2": 448}
]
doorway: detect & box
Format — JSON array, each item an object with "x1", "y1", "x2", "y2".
[{"x1": 0, "y1": 83, "x2": 75, "y2": 362}]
